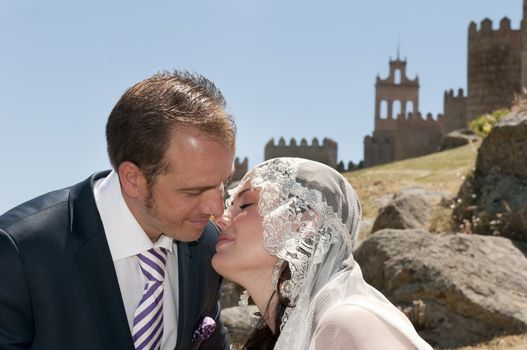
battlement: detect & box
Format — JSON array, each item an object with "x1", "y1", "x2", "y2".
[
  {"x1": 231, "y1": 156, "x2": 248, "y2": 182},
  {"x1": 444, "y1": 88, "x2": 466, "y2": 99},
  {"x1": 266, "y1": 137, "x2": 337, "y2": 148},
  {"x1": 395, "y1": 111, "x2": 442, "y2": 122},
  {"x1": 265, "y1": 137, "x2": 338, "y2": 168},
  {"x1": 336, "y1": 160, "x2": 363, "y2": 173},
  {"x1": 467, "y1": 15, "x2": 522, "y2": 120},
  {"x1": 469, "y1": 17, "x2": 520, "y2": 37}
]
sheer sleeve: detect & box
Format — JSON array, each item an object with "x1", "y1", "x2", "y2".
[{"x1": 312, "y1": 305, "x2": 418, "y2": 350}]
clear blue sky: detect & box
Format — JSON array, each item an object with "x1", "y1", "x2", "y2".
[{"x1": 0, "y1": 0, "x2": 522, "y2": 213}]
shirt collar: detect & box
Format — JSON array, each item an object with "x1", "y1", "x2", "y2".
[{"x1": 93, "y1": 170, "x2": 174, "y2": 261}]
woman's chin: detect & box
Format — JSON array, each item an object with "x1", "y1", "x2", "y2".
[{"x1": 211, "y1": 253, "x2": 231, "y2": 279}]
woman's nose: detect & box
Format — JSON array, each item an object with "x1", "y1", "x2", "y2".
[{"x1": 215, "y1": 211, "x2": 231, "y2": 232}]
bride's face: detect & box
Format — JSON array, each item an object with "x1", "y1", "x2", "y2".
[{"x1": 211, "y1": 183, "x2": 277, "y2": 283}]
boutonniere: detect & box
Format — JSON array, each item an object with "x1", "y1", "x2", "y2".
[{"x1": 192, "y1": 316, "x2": 216, "y2": 343}]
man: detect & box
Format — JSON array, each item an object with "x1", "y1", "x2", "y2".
[{"x1": 0, "y1": 71, "x2": 235, "y2": 350}]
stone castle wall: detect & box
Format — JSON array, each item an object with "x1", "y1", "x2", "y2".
[
  {"x1": 394, "y1": 113, "x2": 443, "y2": 160},
  {"x1": 364, "y1": 112, "x2": 443, "y2": 167},
  {"x1": 441, "y1": 88, "x2": 468, "y2": 133},
  {"x1": 232, "y1": 157, "x2": 248, "y2": 182},
  {"x1": 364, "y1": 2, "x2": 527, "y2": 168},
  {"x1": 467, "y1": 18, "x2": 522, "y2": 120},
  {"x1": 265, "y1": 137, "x2": 338, "y2": 169}
]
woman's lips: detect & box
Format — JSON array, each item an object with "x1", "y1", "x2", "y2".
[{"x1": 216, "y1": 234, "x2": 234, "y2": 249}]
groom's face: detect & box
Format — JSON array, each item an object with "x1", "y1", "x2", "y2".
[{"x1": 136, "y1": 127, "x2": 235, "y2": 242}]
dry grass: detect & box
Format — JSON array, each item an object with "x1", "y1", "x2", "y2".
[
  {"x1": 453, "y1": 333, "x2": 527, "y2": 350},
  {"x1": 343, "y1": 141, "x2": 480, "y2": 239}
]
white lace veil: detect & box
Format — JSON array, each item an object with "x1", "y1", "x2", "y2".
[{"x1": 228, "y1": 158, "x2": 432, "y2": 350}]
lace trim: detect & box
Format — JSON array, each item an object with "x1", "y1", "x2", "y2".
[{"x1": 232, "y1": 158, "x2": 351, "y2": 330}]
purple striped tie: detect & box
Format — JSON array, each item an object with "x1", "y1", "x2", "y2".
[{"x1": 132, "y1": 247, "x2": 168, "y2": 350}]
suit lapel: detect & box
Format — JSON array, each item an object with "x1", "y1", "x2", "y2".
[
  {"x1": 175, "y1": 241, "x2": 201, "y2": 349},
  {"x1": 71, "y1": 172, "x2": 134, "y2": 350}
]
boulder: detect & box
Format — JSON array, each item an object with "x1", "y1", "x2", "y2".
[
  {"x1": 221, "y1": 305, "x2": 258, "y2": 346},
  {"x1": 476, "y1": 111, "x2": 527, "y2": 179},
  {"x1": 371, "y1": 187, "x2": 448, "y2": 233},
  {"x1": 220, "y1": 279, "x2": 245, "y2": 309},
  {"x1": 453, "y1": 110, "x2": 527, "y2": 241},
  {"x1": 354, "y1": 229, "x2": 527, "y2": 349},
  {"x1": 439, "y1": 129, "x2": 479, "y2": 151}
]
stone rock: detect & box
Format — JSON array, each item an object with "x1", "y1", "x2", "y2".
[
  {"x1": 476, "y1": 111, "x2": 527, "y2": 179},
  {"x1": 439, "y1": 129, "x2": 479, "y2": 151},
  {"x1": 220, "y1": 279, "x2": 245, "y2": 309},
  {"x1": 354, "y1": 229, "x2": 527, "y2": 349},
  {"x1": 221, "y1": 305, "x2": 258, "y2": 346},
  {"x1": 371, "y1": 187, "x2": 447, "y2": 233},
  {"x1": 453, "y1": 110, "x2": 527, "y2": 241}
]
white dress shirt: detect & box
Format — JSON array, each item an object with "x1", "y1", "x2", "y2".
[{"x1": 94, "y1": 171, "x2": 179, "y2": 350}]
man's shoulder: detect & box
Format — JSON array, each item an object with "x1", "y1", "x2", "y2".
[
  {"x1": 0, "y1": 187, "x2": 72, "y2": 232},
  {"x1": 0, "y1": 171, "x2": 109, "y2": 237}
]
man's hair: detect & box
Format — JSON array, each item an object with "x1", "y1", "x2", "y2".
[{"x1": 106, "y1": 70, "x2": 236, "y2": 185}]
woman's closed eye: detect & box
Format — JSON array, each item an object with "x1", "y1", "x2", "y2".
[{"x1": 239, "y1": 203, "x2": 254, "y2": 210}]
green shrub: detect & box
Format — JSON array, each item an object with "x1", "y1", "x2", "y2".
[{"x1": 469, "y1": 108, "x2": 509, "y2": 137}]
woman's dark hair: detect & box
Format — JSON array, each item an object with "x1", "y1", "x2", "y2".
[
  {"x1": 242, "y1": 300, "x2": 286, "y2": 350},
  {"x1": 242, "y1": 264, "x2": 292, "y2": 349}
]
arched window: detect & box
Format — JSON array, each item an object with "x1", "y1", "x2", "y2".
[
  {"x1": 406, "y1": 100, "x2": 414, "y2": 115},
  {"x1": 394, "y1": 69, "x2": 401, "y2": 84},
  {"x1": 380, "y1": 100, "x2": 388, "y2": 119},
  {"x1": 393, "y1": 100, "x2": 402, "y2": 119}
]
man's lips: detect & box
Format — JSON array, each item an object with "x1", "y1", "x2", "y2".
[{"x1": 188, "y1": 218, "x2": 210, "y2": 227}]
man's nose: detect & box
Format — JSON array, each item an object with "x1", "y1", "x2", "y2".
[{"x1": 202, "y1": 186, "x2": 225, "y2": 219}]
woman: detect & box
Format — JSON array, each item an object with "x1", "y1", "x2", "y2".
[{"x1": 212, "y1": 158, "x2": 432, "y2": 350}]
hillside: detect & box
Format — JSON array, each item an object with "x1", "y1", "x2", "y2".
[
  {"x1": 344, "y1": 141, "x2": 527, "y2": 349},
  {"x1": 344, "y1": 141, "x2": 480, "y2": 238}
]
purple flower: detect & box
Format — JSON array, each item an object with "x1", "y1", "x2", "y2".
[{"x1": 192, "y1": 316, "x2": 216, "y2": 342}]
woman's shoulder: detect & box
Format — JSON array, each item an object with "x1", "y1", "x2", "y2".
[{"x1": 313, "y1": 305, "x2": 417, "y2": 350}]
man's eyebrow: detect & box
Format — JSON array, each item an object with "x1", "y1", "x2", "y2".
[{"x1": 178, "y1": 185, "x2": 217, "y2": 192}]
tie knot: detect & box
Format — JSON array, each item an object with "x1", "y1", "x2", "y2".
[{"x1": 138, "y1": 247, "x2": 168, "y2": 282}]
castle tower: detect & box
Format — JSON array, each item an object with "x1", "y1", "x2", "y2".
[
  {"x1": 374, "y1": 57, "x2": 419, "y2": 123},
  {"x1": 364, "y1": 57, "x2": 419, "y2": 167},
  {"x1": 468, "y1": 16, "x2": 522, "y2": 120},
  {"x1": 522, "y1": 0, "x2": 527, "y2": 89}
]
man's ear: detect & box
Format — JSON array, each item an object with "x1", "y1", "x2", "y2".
[{"x1": 118, "y1": 161, "x2": 147, "y2": 198}]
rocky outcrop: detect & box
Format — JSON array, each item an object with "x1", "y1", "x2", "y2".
[
  {"x1": 220, "y1": 279, "x2": 245, "y2": 309},
  {"x1": 354, "y1": 229, "x2": 527, "y2": 349},
  {"x1": 453, "y1": 110, "x2": 527, "y2": 241},
  {"x1": 439, "y1": 129, "x2": 479, "y2": 151},
  {"x1": 222, "y1": 305, "x2": 258, "y2": 346},
  {"x1": 371, "y1": 187, "x2": 449, "y2": 233}
]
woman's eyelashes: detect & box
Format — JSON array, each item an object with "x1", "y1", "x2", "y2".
[{"x1": 239, "y1": 203, "x2": 254, "y2": 210}]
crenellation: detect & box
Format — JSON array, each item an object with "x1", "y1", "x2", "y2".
[
  {"x1": 500, "y1": 17, "x2": 512, "y2": 31},
  {"x1": 365, "y1": 0, "x2": 526, "y2": 168},
  {"x1": 480, "y1": 18, "x2": 493, "y2": 32},
  {"x1": 467, "y1": 13, "x2": 522, "y2": 120},
  {"x1": 264, "y1": 137, "x2": 338, "y2": 169},
  {"x1": 469, "y1": 21, "x2": 477, "y2": 35},
  {"x1": 232, "y1": 157, "x2": 249, "y2": 182}
]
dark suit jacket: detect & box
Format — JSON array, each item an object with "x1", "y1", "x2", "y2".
[{"x1": 0, "y1": 172, "x2": 230, "y2": 350}]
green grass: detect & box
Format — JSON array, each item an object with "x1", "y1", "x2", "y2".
[{"x1": 344, "y1": 141, "x2": 480, "y2": 227}]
